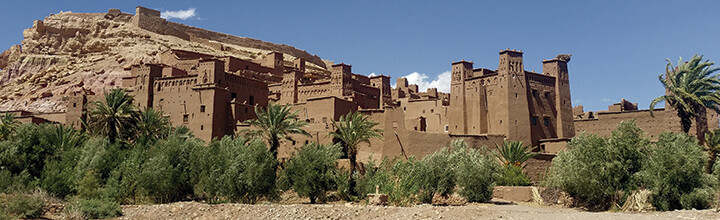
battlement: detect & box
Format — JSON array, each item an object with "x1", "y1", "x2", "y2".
[
  {"x1": 500, "y1": 48, "x2": 524, "y2": 54},
  {"x1": 451, "y1": 59, "x2": 473, "y2": 65}
]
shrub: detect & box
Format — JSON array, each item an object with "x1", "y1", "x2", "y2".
[
  {"x1": 544, "y1": 120, "x2": 649, "y2": 210},
  {"x1": 136, "y1": 136, "x2": 199, "y2": 203},
  {"x1": 635, "y1": 132, "x2": 718, "y2": 211},
  {"x1": 282, "y1": 143, "x2": 341, "y2": 203},
  {"x1": 454, "y1": 141, "x2": 501, "y2": 203},
  {"x1": 416, "y1": 147, "x2": 456, "y2": 203},
  {"x1": 74, "y1": 198, "x2": 122, "y2": 219},
  {"x1": 190, "y1": 136, "x2": 277, "y2": 203},
  {"x1": 496, "y1": 165, "x2": 531, "y2": 187},
  {"x1": 0, "y1": 192, "x2": 45, "y2": 219},
  {"x1": 386, "y1": 157, "x2": 421, "y2": 206},
  {"x1": 355, "y1": 158, "x2": 394, "y2": 199},
  {"x1": 356, "y1": 157, "x2": 421, "y2": 206}
]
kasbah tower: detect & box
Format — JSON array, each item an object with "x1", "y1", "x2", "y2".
[{"x1": 449, "y1": 49, "x2": 574, "y2": 149}]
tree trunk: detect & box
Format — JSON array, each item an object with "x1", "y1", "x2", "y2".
[
  {"x1": 270, "y1": 137, "x2": 279, "y2": 161},
  {"x1": 678, "y1": 110, "x2": 693, "y2": 133},
  {"x1": 695, "y1": 106, "x2": 708, "y2": 146},
  {"x1": 707, "y1": 152, "x2": 717, "y2": 174},
  {"x1": 349, "y1": 147, "x2": 357, "y2": 197}
]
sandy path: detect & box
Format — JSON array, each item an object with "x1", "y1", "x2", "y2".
[{"x1": 114, "y1": 201, "x2": 720, "y2": 220}]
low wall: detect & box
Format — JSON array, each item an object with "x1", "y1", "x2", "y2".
[
  {"x1": 493, "y1": 186, "x2": 534, "y2": 202},
  {"x1": 525, "y1": 153, "x2": 555, "y2": 182}
]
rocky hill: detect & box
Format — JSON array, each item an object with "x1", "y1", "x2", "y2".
[{"x1": 0, "y1": 7, "x2": 328, "y2": 113}]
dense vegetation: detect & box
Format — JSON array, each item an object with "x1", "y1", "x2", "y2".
[
  {"x1": 545, "y1": 120, "x2": 718, "y2": 211},
  {"x1": 3, "y1": 87, "x2": 720, "y2": 218}
]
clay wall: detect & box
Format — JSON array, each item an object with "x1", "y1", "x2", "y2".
[
  {"x1": 400, "y1": 98, "x2": 449, "y2": 133},
  {"x1": 525, "y1": 154, "x2": 555, "y2": 182},
  {"x1": 526, "y1": 72, "x2": 559, "y2": 142},
  {"x1": 574, "y1": 108, "x2": 719, "y2": 141},
  {"x1": 131, "y1": 7, "x2": 190, "y2": 40}
]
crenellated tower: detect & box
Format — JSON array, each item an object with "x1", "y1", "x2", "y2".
[
  {"x1": 496, "y1": 49, "x2": 532, "y2": 145},
  {"x1": 543, "y1": 54, "x2": 574, "y2": 139},
  {"x1": 448, "y1": 60, "x2": 473, "y2": 134}
]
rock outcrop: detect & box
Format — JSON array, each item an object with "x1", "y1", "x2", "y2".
[{"x1": 0, "y1": 7, "x2": 328, "y2": 113}]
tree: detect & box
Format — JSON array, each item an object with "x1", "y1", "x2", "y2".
[
  {"x1": 135, "y1": 108, "x2": 171, "y2": 144},
  {"x1": 281, "y1": 143, "x2": 341, "y2": 204},
  {"x1": 0, "y1": 112, "x2": 18, "y2": 140},
  {"x1": 494, "y1": 141, "x2": 537, "y2": 167},
  {"x1": 242, "y1": 103, "x2": 309, "y2": 161},
  {"x1": 650, "y1": 55, "x2": 720, "y2": 145},
  {"x1": 704, "y1": 128, "x2": 720, "y2": 173},
  {"x1": 86, "y1": 89, "x2": 140, "y2": 143},
  {"x1": 327, "y1": 112, "x2": 382, "y2": 196}
]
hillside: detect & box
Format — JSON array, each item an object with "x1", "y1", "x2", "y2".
[{"x1": 0, "y1": 7, "x2": 328, "y2": 113}]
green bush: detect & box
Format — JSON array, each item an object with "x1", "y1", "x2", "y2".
[
  {"x1": 454, "y1": 141, "x2": 501, "y2": 203},
  {"x1": 0, "y1": 192, "x2": 45, "y2": 219},
  {"x1": 544, "y1": 120, "x2": 650, "y2": 210},
  {"x1": 416, "y1": 147, "x2": 456, "y2": 203},
  {"x1": 0, "y1": 170, "x2": 35, "y2": 193},
  {"x1": 635, "y1": 132, "x2": 718, "y2": 211},
  {"x1": 74, "y1": 198, "x2": 122, "y2": 219},
  {"x1": 356, "y1": 158, "x2": 394, "y2": 199},
  {"x1": 356, "y1": 157, "x2": 421, "y2": 206},
  {"x1": 386, "y1": 157, "x2": 421, "y2": 206},
  {"x1": 496, "y1": 165, "x2": 530, "y2": 187},
  {"x1": 190, "y1": 136, "x2": 277, "y2": 203},
  {"x1": 282, "y1": 143, "x2": 341, "y2": 203}
]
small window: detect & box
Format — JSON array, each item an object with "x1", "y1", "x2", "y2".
[
  {"x1": 531, "y1": 116, "x2": 538, "y2": 126},
  {"x1": 200, "y1": 125, "x2": 204, "y2": 130},
  {"x1": 292, "y1": 140, "x2": 296, "y2": 145},
  {"x1": 544, "y1": 117, "x2": 550, "y2": 126},
  {"x1": 200, "y1": 105, "x2": 206, "y2": 112},
  {"x1": 515, "y1": 93, "x2": 518, "y2": 99},
  {"x1": 183, "y1": 115, "x2": 189, "y2": 122},
  {"x1": 249, "y1": 96, "x2": 255, "y2": 105},
  {"x1": 431, "y1": 109, "x2": 434, "y2": 113},
  {"x1": 444, "y1": 125, "x2": 449, "y2": 132},
  {"x1": 422, "y1": 110, "x2": 425, "y2": 113},
  {"x1": 73, "y1": 103, "x2": 77, "y2": 108},
  {"x1": 305, "y1": 140, "x2": 309, "y2": 145},
  {"x1": 403, "y1": 107, "x2": 406, "y2": 111}
]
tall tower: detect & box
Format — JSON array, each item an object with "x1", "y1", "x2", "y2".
[
  {"x1": 543, "y1": 54, "x2": 575, "y2": 139},
  {"x1": 279, "y1": 70, "x2": 301, "y2": 105},
  {"x1": 130, "y1": 64, "x2": 163, "y2": 109},
  {"x1": 448, "y1": 60, "x2": 472, "y2": 135},
  {"x1": 370, "y1": 75, "x2": 391, "y2": 108},
  {"x1": 497, "y1": 49, "x2": 532, "y2": 145},
  {"x1": 331, "y1": 63, "x2": 352, "y2": 98}
]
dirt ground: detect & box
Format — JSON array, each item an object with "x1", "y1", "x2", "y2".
[{"x1": 113, "y1": 201, "x2": 720, "y2": 220}]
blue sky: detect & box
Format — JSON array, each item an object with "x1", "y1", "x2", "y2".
[{"x1": 2, "y1": 1, "x2": 720, "y2": 111}]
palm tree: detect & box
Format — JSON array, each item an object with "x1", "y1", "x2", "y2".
[
  {"x1": 704, "y1": 129, "x2": 720, "y2": 173},
  {"x1": 494, "y1": 141, "x2": 537, "y2": 167},
  {"x1": 242, "y1": 103, "x2": 310, "y2": 161},
  {"x1": 86, "y1": 89, "x2": 140, "y2": 143},
  {"x1": 136, "y1": 108, "x2": 171, "y2": 144},
  {"x1": 327, "y1": 112, "x2": 382, "y2": 196},
  {"x1": 650, "y1": 55, "x2": 720, "y2": 145},
  {"x1": 0, "y1": 112, "x2": 18, "y2": 140}
]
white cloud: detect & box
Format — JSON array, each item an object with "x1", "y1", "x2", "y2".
[
  {"x1": 399, "y1": 71, "x2": 451, "y2": 93},
  {"x1": 161, "y1": 8, "x2": 196, "y2": 20},
  {"x1": 368, "y1": 73, "x2": 377, "y2": 77},
  {"x1": 602, "y1": 98, "x2": 614, "y2": 102}
]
